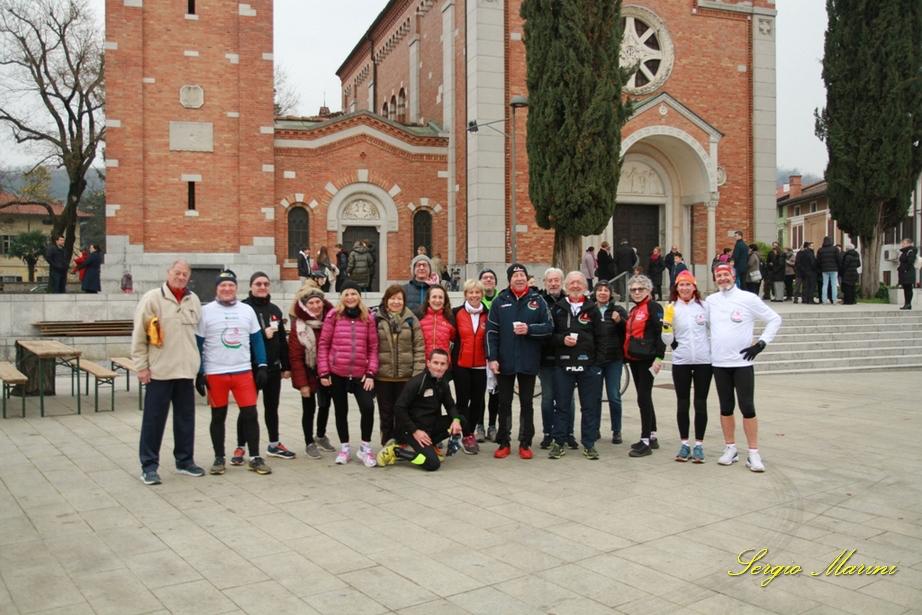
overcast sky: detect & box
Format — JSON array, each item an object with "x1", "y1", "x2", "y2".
[{"x1": 22, "y1": 0, "x2": 828, "y2": 176}]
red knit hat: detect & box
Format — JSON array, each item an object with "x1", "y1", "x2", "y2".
[{"x1": 675, "y1": 270, "x2": 698, "y2": 286}]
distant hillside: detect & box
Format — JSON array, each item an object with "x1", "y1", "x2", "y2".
[{"x1": 3, "y1": 166, "x2": 104, "y2": 200}]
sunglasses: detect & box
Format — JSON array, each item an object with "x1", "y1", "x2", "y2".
[{"x1": 629, "y1": 288, "x2": 647, "y2": 293}]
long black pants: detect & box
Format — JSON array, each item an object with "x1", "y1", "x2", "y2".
[
  {"x1": 842, "y1": 283, "x2": 857, "y2": 305},
  {"x1": 496, "y1": 373, "x2": 536, "y2": 447},
  {"x1": 238, "y1": 368, "x2": 281, "y2": 446},
  {"x1": 375, "y1": 379, "x2": 408, "y2": 445},
  {"x1": 300, "y1": 386, "x2": 332, "y2": 445},
  {"x1": 396, "y1": 415, "x2": 455, "y2": 471},
  {"x1": 713, "y1": 366, "x2": 756, "y2": 418},
  {"x1": 330, "y1": 375, "x2": 375, "y2": 443},
  {"x1": 453, "y1": 367, "x2": 486, "y2": 437},
  {"x1": 212, "y1": 405, "x2": 259, "y2": 457},
  {"x1": 903, "y1": 284, "x2": 914, "y2": 307},
  {"x1": 628, "y1": 360, "x2": 657, "y2": 439},
  {"x1": 671, "y1": 364, "x2": 712, "y2": 441},
  {"x1": 139, "y1": 379, "x2": 195, "y2": 473}
]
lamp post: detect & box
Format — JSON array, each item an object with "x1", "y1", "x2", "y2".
[{"x1": 509, "y1": 95, "x2": 528, "y2": 264}]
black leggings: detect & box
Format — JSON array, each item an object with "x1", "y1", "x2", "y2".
[
  {"x1": 330, "y1": 375, "x2": 375, "y2": 443},
  {"x1": 396, "y1": 416, "x2": 454, "y2": 471},
  {"x1": 375, "y1": 380, "x2": 408, "y2": 445},
  {"x1": 213, "y1": 405, "x2": 259, "y2": 458},
  {"x1": 713, "y1": 366, "x2": 756, "y2": 418},
  {"x1": 671, "y1": 364, "x2": 712, "y2": 441},
  {"x1": 300, "y1": 386, "x2": 331, "y2": 446},
  {"x1": 628, "y1": 361, "x2": 657, "y2": 439},
  {"x1": 453, "y1": 367, "x2": 486, "y2": 436},
  {"x1": 238, "y1": 369, "x2": 281, "y2": 446},
  {"x1": 496, "y1": 373, "x2": 536, "y2": 447},
  {"x1": 903, "y1": 284, "x2": 914, "y2": 306},
  {"x1": 487, "y1": 390, "x2": 498, "y2": 427}
]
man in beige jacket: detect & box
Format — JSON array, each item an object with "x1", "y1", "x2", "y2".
[{"x1": 132, "y1": 260, "x2": 204, "y2": 485}]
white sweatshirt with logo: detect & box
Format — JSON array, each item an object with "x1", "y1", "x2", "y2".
[{"x1": 705, "y1": 286, "x2": 782, "y2": 368}]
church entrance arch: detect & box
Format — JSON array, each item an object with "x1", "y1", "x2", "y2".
[{"x1": 342, "y1": 226, "x2": 381, "y2": 292}]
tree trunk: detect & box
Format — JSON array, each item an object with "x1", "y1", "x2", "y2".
[
  {"x1": 26, "y1": 259, "x2": 36, "y2": 283},
  {"x1": 553, "y1": 231, "x2": 582, "y2": 272},
  {"x1": 859, "y1": 230, "x2": 883, "y2": 298}
]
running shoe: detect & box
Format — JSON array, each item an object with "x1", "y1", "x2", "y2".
[
  {"x1": 675, "y1": 444, "x2": 691, "y2": 462},
  {"x1": 539, "y1": 435, "x2": 553, "y2": 450},
  {"x1": 518, "y1": 445, "x2": 533, "y2": 460},
  {"x1": 461, "y1": 434, "x2": 479, "y2": 455},
  {"x1": 746, "y1": 451, "x2": 765, "y2": 472},
  {"x1": 628, "y1": 442, "x2": 652, "y2": 457},
  {"x1": 611, "y1": 432, "x2": 623, "y2": 444},
  {"x1": 176, "y1": 464, "x2": 205, "y2": 477},
  {"x1": 248, "y1": 456, "x2": 272, "y2": 474},
  {"x1": 566, "y1": 436, "x2": 579, "y2": 450},
  {"x1": 267, "y1": 443, "x2": 296, "y2": 459},
  {"x1": 548, "y1": 442, "x2": 566, "y2": 459},
  {"x1": 335, "y1": 445, "x2": 351, "y2": 465},
  {"x1": 649, "y1": 437, "x2": 660, "y2": 450},
  {"x1": 486, "y1": 426, "x2": 497, "y2": 442},
  {"x1": 376, "y1": 440, "x2": 398, "y2": 466},
  {"x1": 582, "y1": 447, "x2": 599, "y2": 460},
  {"x1": 230, "y1": 447, "x2": 246, "y2": 466},
  {"x1": 314, "y1": 436, "x2": 336, "y2": 452},
  {"x1": 304, "y1": 443, "x2": 322, "y2": 459},
  {"x1": 446, "y1": 434, "x2": 463, "y2": 457},
  {"x1": 140, "y1": 470, "x2": 161, "y2": 485},
  {"x1": 209, "y1": 457, "x2": 226, "y2": 475},
  {"x1": 692, "y1": 444, "x2": 705, "y2": 464},
  {"x1": 357, "y1": 443, "x2": 377, "y2": 467},
  {"x1": 494, "y1": 445, "x2": 511, "y2": 459},
  {"x1": 718, "y1": 445, "x2": 739, "y2": 466},
  {"x1": 474, "y1": 424, "x2": 486, "y2": 443}
]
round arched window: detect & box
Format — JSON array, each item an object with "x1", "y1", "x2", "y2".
[{"x1": 620, "y1": 6, "x2": 674, "y2": 95}]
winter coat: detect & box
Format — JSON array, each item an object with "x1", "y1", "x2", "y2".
[
  {"x1": 452, "y1": 304, "x2": 488, "y2": 369},
  {"x1": 243, "y1": 293, "x2": 291, "y2": 373},
  {"x1": 131, "y1": 284, "x2": 202, "y2": 380},
  {"x1": 595, "y1": 301, "x2": 628, "y2": 363},
  {"x1": 394, "y1": 370, "x2": 460, "y2": 436},
  {"x1": 816, "y1": 239, "x2": 842, "y2": 273},
  {"x1": 297, "y1": 251, "x2": 312, "y2": 278},
  {"x1": 668, "y1": 299, "x2": 710, "y2": 365},
  {"x1": 418, "y1": 307, "x2": 456, "y2": 359},
  {"x1": 615, "y1": 244, "x2": 636, "y2": 275},
  {"x1": 732, "y1": 239, "x2": 749, "y2": 277},
  {"x1": 623, "y1": 297, "x2": 666, "y2": 362},
  {"x1": 597, "y1": 248, "x2": 615, "y2": 281},
  {"x1": 784, "y1": 250, "x2": 796, "y2": 276},
  {"x1": 79, "y1": 251, "x2": 102, "y2": 292},
  {"x1": 317, "y1": 309, "x2": 379, "y2": 379},
  {"x1": 795, "y1": 249, "x2": 817, "y2": 280},
  {"x1": 485, "y1": 286, "x2": 553, "y2": 375},
  {"x1": 580, "y1": 251, "x2": 596, "y2": 280},
  {"x1": 375, "y1": 307, "x2": 425, "y2": 381},
  {"x1": 647, "y1": 254, "x2": 666, "y2": 285},
  {"x1": 747, "y1": 251, "x2": 762, "y2": 282},
  {"x1": 841, "y1": 249, "x2": 861, "y2": 286},
  {"x1": 539, "y1": 290, "x2": 565, "y2": 367},
  {"x1": 288, "y1": 296, "x2": 334, "y2": 391},
  {"x1": 550, "y1": 297, "x2": 606, "y2": 369},
  {"x1": 346, "y1": 245, "x2": 374, "y2": 288},
  {"x1": 335, "y1": 250, "x2": 349, "y2": 281},
  {"x1": 44, "y1": 243, "x2": 69, "y2": 273},
  {"x1": 898, "y1": 245, "x2": 918, "y2": 286},
  {"x1": 767, "y1": 249, "x2": 785, "y2": 283},
  {"x1": 403, "y1": 279, "x2": 431, "y2": 314}
]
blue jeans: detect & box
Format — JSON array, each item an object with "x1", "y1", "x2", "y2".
[
  {"x1": 539, "y1": 365, "x2": 574, "y2": 437},
  {"x1": 552, "y1": 367, "x2": 603, "y2": 448},
  {"x1": 822, "y1": 271, "x2": 837, "y2": 303},
  {"x1": 600, "y1": 361, "x2": 623, "y2": 433},
  {"x1": 139, "y1": 379, "x2": 196, "y2": 473}
]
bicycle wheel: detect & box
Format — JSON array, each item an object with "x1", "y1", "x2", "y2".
[{"x1": 620, "y1": 364, "x2": 631, "y2": 395}]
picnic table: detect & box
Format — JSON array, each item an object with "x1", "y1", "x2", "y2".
[{"x1": 15, "y1": 340, "x2": 82, "y2": 416}]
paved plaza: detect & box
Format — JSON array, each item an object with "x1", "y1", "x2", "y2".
[{"x1": 1, "y1": 368, "x2": 920, "y2": 614}]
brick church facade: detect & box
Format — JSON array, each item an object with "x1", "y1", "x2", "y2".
[{"x1": 103, "y1": 0, "x2": 776, "y2": 292}]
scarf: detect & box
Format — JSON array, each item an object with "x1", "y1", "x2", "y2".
[
  {"x1": 295, "y1": 309, "x2": 324, "y2": 368},
  {"x1": 385, "y1": 310, "x2": 405, "y2": 334},
  {"x1": 344, "y1": 306, "x2": 361, "y2": 319},
  {"x1": 464, "y1": 301, "x2": 484, "y2": 330},
  {"x1": 566, "y1": 295, "x2": 584, "y2": 316}
]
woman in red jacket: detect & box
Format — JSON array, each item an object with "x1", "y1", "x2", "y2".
[
  {"x1": 452, "y1": 279, "x2": 489, "y2": 454},
  {"x1": 288, "y1": 286, "x2": 336, "y2": 459},
  {"x1": 417, "y1": 285, "x2": 456, "y2": 360},
  {"x1": 623, "y1": 274, "x2": 666, "y2": 458},
  {"x1": 317, "y1": 281, "x2": 379, "y2": 467}
]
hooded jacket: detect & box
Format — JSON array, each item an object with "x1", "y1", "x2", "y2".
[
  {"x1": 816, "y1": 237, "x2": 842, "y2": 273},
  {"x1": 897, "y1": 244, "x2": 918, "y2": 286},
  {"x1": 841, "y1": 248, "x2": 861, "y2": 286},
  {"x1": 595, "y1": 300, "x2": 628, "y2": 362},
  {"x1": 243, "y1": 293, "x2": 291, "y2": 372},
  {"x1": 375, "y1": 306, "x2": 425, "y2": 381},
  {"x1": 403, "y1": 255, "x2": 434, "y2": 313},
  {"x1": 288, "y1": 290, "x2": 334, "y2": 390},
  {"x1": 485, "y1": 286, "x2": 553, "y2": 375},
  {"x1": 550, "y1": 296, "x2": 606, "y2": 369},
  {"x1": 346, "y1": 243, "x2": 374, "y2": 287},
  {"x1": 668, "y1": 299, "x2": 711, "y2": 365}
]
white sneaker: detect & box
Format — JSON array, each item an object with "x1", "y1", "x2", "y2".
[
  {"x1": 335, "y1": 445, "x2": 351, "y2": 465},
  {"x1": 746, "y1": 451, "x2": 765, "y2": 472},
  {"x1": 357, "y1": 443, "x2": 377, "y2": 468},
  {"x1": 717, "y1": 445, "x2": 739, "y2": 466}
]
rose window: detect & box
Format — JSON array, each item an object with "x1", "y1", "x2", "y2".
[{"x1": 620, "y1": 6, "x2": 674, "y2": 95}]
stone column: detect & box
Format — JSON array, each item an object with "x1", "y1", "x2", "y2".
[
  {"x1": 442, "y1": 0, "x2": 456, "y2": 264},
  {"x1": 707, "y1": 197, "x2": 718, "y2": 292}
]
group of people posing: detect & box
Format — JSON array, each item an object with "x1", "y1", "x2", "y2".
[{"x1": 132, "y1": 253, "x2": 782, "y2": 484}]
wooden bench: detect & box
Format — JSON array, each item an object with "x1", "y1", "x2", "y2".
[
  {"x1": 110, "y1": 356, "x2": 145, "y2": 410},
  {"x1": 0, "y1": 361, "x2": 28, "y2": 418},
  {"x1": 78, "y1": 360, "x2": 118, "y2": 413},
  {"x1": 33, "y1": 320, "x2": 134, "y2": 338}
]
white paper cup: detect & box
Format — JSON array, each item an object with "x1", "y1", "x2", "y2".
[{"x1": 568, "y1": 333, "x2": 578, "y2": 341}]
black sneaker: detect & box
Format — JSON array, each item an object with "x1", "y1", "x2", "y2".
[
  {"x1": 176, "y1": 464, "x2": 205, "y2": 477},
  {"x1": 650, "y1": 437, "x2": 660, "y2": 450},
  {"x1": 248, "y1": 456, "x2": 272, "y2": 475},
  {"x1": 630, "y1": 440, "x2": 645, "y2": 450},
  {"x1": 611, "y1": 432, "x2": 622, "y2": 444},
  {"x1": 539, "y1": 435, "x2": 552, "y2": 450},
  {"x1": 140, "y1": 470, "x2": 161, "y2": 485},
  {"x1": 629, "y1": 442, "x2": 652, "y2": 457},
  {"x1": 209, "y1": 457, "x2": 226, "y2": 475},
  {"x1": 566, "y1": 436, "x2": 579, "y2": 450}
]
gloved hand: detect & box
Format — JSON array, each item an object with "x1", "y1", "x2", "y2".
[
  {"x1": 195, "y1": 373, "x2": 207, "y2": 397},
  {"x1": 254, "y1": 366, "x2": 268, "y2": 390},
  {"x1": 740, "y1": 340, "x2": 766, "y2": 361}
]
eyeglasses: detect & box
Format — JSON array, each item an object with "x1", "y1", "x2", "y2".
[
  {"x1": 629, "y1": 288, "x2": 647, "y2": 293},
  {"x1": 252, "y1": 282, "x2": 270, "y2": 287}
]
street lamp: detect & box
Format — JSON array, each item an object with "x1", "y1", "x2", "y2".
[{"x1": 509, "y1": 95, "x2": 528, "y2": 264}]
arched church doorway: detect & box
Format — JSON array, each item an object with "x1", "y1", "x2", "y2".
[{"x1": 342, "y1": 226, "x2": 381, "y2": 292}]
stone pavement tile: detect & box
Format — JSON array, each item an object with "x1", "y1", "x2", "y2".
[
  {"x1": 439, "y1": 549, "x2": 522, "y2": 585},
  {"x1": 399, "y1": 598, "x2": 474, "y2": 615},
  {"x1": 446, "y1": 585, "x2": 533, "y2": 615},
  {"x1": 485, "y1": 500, "x2": 566, "y2": 529},
  {"x1": 151, "y1": 517, "x2": 234, "y2": 556},
  {"x1": 862, "y1": 516, "x2": 922, "y2": 541},
  {"x1": 209, "y1": 525, "x2": 292, "y2": 560},
  {"x1": 0, "y1": 578, "x2": 17, "y2": 615},
  {"x1": 578, "y1": 553, "x2": 705, "y2": 605},
  {"x1": 813, "y1": 533, "x2": 922, "y2": 567},
  {"x1": 694, "y1": 573, "x2": 819, "y2": 614},
  {"x1": 28, "y1": 604, "x2": 95, "y2": 615},
  {"x1": 804, "y1": 514, "x2": 888, "y2": 540},
  {"x1": 287, "y1": 533, "x2": 376, "y2": 575},
  {"x1": 780, "y1": 573, "x2": 906, "y2": 615},
  {"x1": 489, "y1": 523, "x2": 603, "y2": 563},
  {"x1": 182, "y1": 547, "x2": 271, "y2": 590},
  {"x1": 364, "y1": 518, "x2": 456, "y2": 554},
  {"x1": 481, "y1": 539, "x2": 564, "y2": 574},
  {"x1": 548, "y1": 597, "x2": 623, "y2": 615},
  {"x1": 44, "y1": 532, "x2": 124, "y2": 574},
  {"x1": 1, "y1": 562, "x2": 86, "y2": 614},
  {"x1": 302, "y1": 586, "x2": 389, "y2": 615},
  {"x1": 151, "y1": 579, "x2": 237, "y2": 615},
  {"x1": 88, "y1": 469, "x2": 148, "y2": 494},
  {"x1": 859, "y1": 579, "x2": 922, "y2": 609},
  {"x1": 277, "y1": 499, "x2": 364, "y2": 527},
  {"x1": 616, "y1": 535, "x2": 737, "y2": 583},
  {"x1": 70, "y1": 568, "x2": 163, "y2": 615},
  {"x1": 156, "y1": 486, "x2": 221, "y2": 511},
  {"x1": 687, "y1": 593, "x2": 777, "y2": 614},
  {"x1": 125, "y1": 549, "x2": 203, "y2": 589},
  {"x1": 223, "y1": 580, "x2": 321, "y2": 615},
  {"x1": 99, "y1": 526, "x2": 166, "y2": 557},
  {"x1": 494, "y1": 573, "x2": 582, "y2": 610},
  {"x1": 365, "y1": 551, "x2": 483, "y2": 596},
  {"x1": 598, "y1": 594, "x2": 681, "y2": 615},
  {"x1": 312, "y1": 519, "x2": 406, "y2": 555},
  {"x1": 253, "y1": 511, "x2": 320, "y2": 542},
  {"x1": 539, "y1": 564, "x2": 651, "y2": 607},
  {"x1": 436, "y1": 484, "x2": 507, "y2": 508},
  {"x1": 250, "y1": 551, "x2": 347, "y2": 598},
  {"x1": 79, "y1": 505, "x2": 143, "y2": 532},
  {"x1": 0, "y1": 540, "x2": 57, "y2": 575},
  {"x1": 0, "y1": 515, "x2": 39, "y2": 546},
  {"x1": 338, "y1": 565, "x2": 437, "y2": 610}
]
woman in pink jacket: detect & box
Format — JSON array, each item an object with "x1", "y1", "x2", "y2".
[
  {"x1": 417, "y1": 285, "x2": 457, "y2": 361},
  {"x1": 318, "y1": 281, "x2": 379, "y2": 466}
]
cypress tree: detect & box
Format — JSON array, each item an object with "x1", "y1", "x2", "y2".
[
  {"x1": 816, "y1": 0, "x2": 922, "y2": 297},
  {"x1": 521, "y1": 0, "x2": 632, "y2": 269}
]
